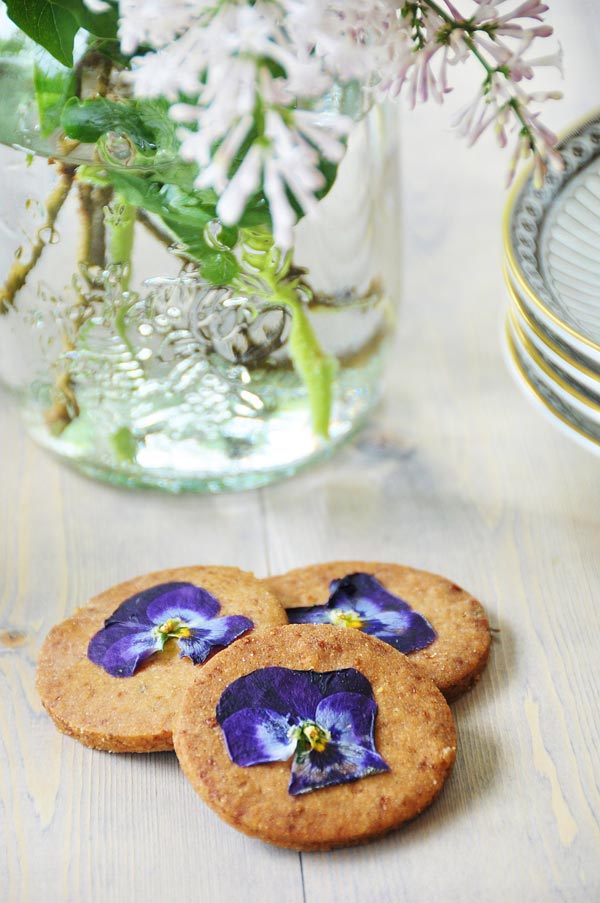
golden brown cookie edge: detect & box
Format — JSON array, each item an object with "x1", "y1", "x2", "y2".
[
  {"x1": 265, "y1": 561, "x2": 491, "y2": 700},
  {"x1": 173, "y1": 624, "x2": 457, "y2": 850},
  {"x1": 36, "y1": 565, "x2": 288, "y2": 753}
]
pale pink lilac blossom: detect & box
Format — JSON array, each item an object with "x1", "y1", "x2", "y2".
[{"x1": 85, "y1": 1, "x2": 563, "y2": 246}]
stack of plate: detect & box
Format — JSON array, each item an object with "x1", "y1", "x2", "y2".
[{"x1": 503, "y1": 111, "x2": 600, "y2": 456}]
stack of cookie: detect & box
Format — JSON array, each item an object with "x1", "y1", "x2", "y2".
[{"x1": 37, "y1": 562, "x2": 491, "y2": 850}]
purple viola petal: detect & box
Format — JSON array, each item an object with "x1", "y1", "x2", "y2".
[
  {"x1": 362, "y1": 611, "x2": 436, "y2": 654},
  {"x1": 145, "y1": 584, "x2": 221, "y2": 626},
  {"x1": 333, "y1": 573, "x2": 436, "y2": 653},
  {"x1": 304, "y1": 669, "x2": 374, "y2": 702},
  {"x1": 329, "y1": 572, "x2": 382, "y2": 599},
  {"x1": 353, "y1": 605, "x2": 410, "y2": 630},
  {"x1": 358, "y1": 612, "x2": 413, "y2": 641},
  {"x1": 288, "y1": 573, "x2": 437, "y2": 655},
  {"x1": 88, "y1": 623, "x2": 161, "y2": 678},
  {"x1": 285, "y1": 575, "x2": 404, "y2": 625},
  {"x1": 216, "y1": 666, "x2": 374, "y2": 724},
  {"x1": 104, "y1": 582, "x2": 193, "y2": 628},
  {"x1": 176, "y1": 614, "x2": 253, "y2": 664},
  {"x1": 216, "y1": 667, "x2": 389, "y2": 796},
  {"x1": 174, "y1": 634, "x2": 214, "y2": 665},
  {"x1": 190, "y1": 614, "x2": 254, "y2": 645},
  {"x1": 89, "y1": 580, "x2": 254, "y2": 677},
  {"x1": 328, "y1": 573, "x2": 406, "y2": 616},
  {"x1": 339, "y1": 596, "x2": 409, "y2": 625},
  {"x1": 217, "y1": 667, "x2": 321, "y2": 723},
  {"x1": 220, "y1": 707, "x2": 297, "y2": 766},
  {"x1": 289, "y1": 741, "x2": 390, "y2": 795},
  {"x1": 314, "y1": 692, "x2": 380, "y2": 750},
  {"x1": 88, "y1": 622, "x2": 141, "y2": 666},
  {"x1": 285, "y1": 606, "x2": 331, "y2": 625}
]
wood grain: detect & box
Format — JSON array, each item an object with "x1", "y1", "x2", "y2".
[{"x1": 2, "y1": 5, "x2": 600, "y2": 901}]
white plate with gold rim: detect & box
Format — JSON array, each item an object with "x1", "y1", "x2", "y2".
[
  {"x1": 507, "y1": 292, "x2": 600, "y2": 399},
  {"x1": 503, "y1": 317, "x2": 600, "y2": 455},
  {"x1": 507, "y1": 311, "x2": 600, "y2": 424},
  {"x1": 504, "y1": 261, "x2": 600, "y2": 369},
  {"x1": 504, "y1": 111, "x2": 600, "y2": 360}
]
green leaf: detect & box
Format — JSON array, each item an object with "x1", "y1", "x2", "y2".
[
  {"x1": 131, "y1": 99, "x2": 179, "y2": 159},
  {"x1": 1, "y1": 0, "x2": 119, "y2": 64},
  {"x1": 201, "y1": 252, "x2": 239, "y2": 285},
  {"x1": 103, "y1": 171, "x2": 213, "y2": 230},
  {"x1": 81, "y1": 166, "x2": 240, "y2": 284},
  {"x1": 237, "y1": 194, "x2": 271, "y2": 229},
  {"x1": 216, "y1": 224, "x2": 239, "y2": 249},
  {"x1": 52, "y1": 0, "x2": 118, "y2": 39},
  {"x1": 316, "y1": 156, "x2": 340, "y2": 202},
  {"x1": 33, "y1": 61, "x2": 76, "y2": 136},
  {"x1": 3, "y1": 0, "x2": 79, "y2": 67},
  {"x1": 62, "y1": 97, "x2": 158, "y2": 150}
]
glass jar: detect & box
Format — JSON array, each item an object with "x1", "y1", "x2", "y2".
[{"x1": 0, "y1": 30, "x2": 401, "y2": 492}]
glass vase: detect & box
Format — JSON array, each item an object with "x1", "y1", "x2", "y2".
[{"x1": 0, "y1": 37, "x2": 401, "y2": 493}]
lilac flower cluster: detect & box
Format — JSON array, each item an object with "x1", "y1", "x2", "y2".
[
  {"x1": 89, "y1": 1, "x2": 562, "y2": 248},
  {"x1": 217, "y1": 666, "x2": 390, "y2": 795}
]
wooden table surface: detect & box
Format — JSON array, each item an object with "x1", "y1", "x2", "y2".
[{"x1": 2, "y1": 5, "x2": 599, "y2": 902}]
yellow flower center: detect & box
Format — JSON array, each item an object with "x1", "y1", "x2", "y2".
[
  {"x1": 157, "y1": 618, "x2": 191, "y2": 638},
  {"x1": 329, "y1": 609, "x2": 363, "y2": 629},
  {"x1": 301, "y1": 722, "x2": 331, "y2": 753}
]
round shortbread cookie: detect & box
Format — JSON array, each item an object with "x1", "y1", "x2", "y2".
[
  {"x1": 174, "y1": 624, "x2": 456, "y2": 851},
  {"x1": 37, "y1": 566, "x2": 287, "y2": 753},
  {"x1": 265, "y1": 562, "x2": 491, "y2": 700}
]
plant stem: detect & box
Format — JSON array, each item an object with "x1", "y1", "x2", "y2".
[
  {"x1": 50, "y1": 180, "x2": 113, "y2": 432},
  {"x1": 236, "y1": 231, "x2": 337, "y2": 438},
  {"x1": 34, "y1": 47, "x2": 115, "y2": 429},
  {"x1": 136, "y1": 209, "x2": 176, "y2": 250},
  {"x1": 419, "y1": 0, "x2": 539, "y2": 143},
  {"x1": 113, "y1": 300, "x2": 138, "y2": 359},
  {"x1": 109, "y1": 196, "x2": 136, "y2": 290},
  {"x1": 419, "y1": 0, "x2": 495, "y2": 69},
  {"x1": 0, "y1": 163, "x2": 75, "y2": 314},
  {"x1": 276, "y1": 288, "x2": 337, "y2": 439},
  {"x1": 75, "y1": 49, "x2": 112, "y2": 106},
  {"x1": 44, "y1": 371, "x2": 80, "y2": 432},
  {"x1": 77, "y1": 182, "x2": 112, "y2": 270}
]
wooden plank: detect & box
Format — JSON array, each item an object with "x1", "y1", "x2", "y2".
[{"x1": 0, "y1": 397, "x2": 304, "y2": 903}]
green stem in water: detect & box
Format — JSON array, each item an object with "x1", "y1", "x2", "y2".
[
  {"x1": 236, "y1": 230, "x2": 337, "y2": 439},
  {"x1": 277, "y1": 288, "x2": 337, "y2": 439},
  {"x1": 107, "y1": 197, "x2": 141, "y2": 360},
  {"x1": 109, "y1": 196, "x2": 136, "y2": 290}
]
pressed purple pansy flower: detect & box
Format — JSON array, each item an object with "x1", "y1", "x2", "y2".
[
  {"x1": 285, "y1": 573, "x2": 437, "y2": 654},
  {"x1": 88, "y1": 582, "x2": 253, "y2": 678},
  {"x1": 217, "y1": 666, "x2": 390, "y2": 796}
]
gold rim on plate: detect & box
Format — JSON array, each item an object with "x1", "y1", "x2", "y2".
[
  {"x1": 504, "y1": 318, "x2": 600, "y2": 451},
  {"x1": 507, "y1": 308, "x2": 600, "y2": 412},
  {"x1": 504, "y1": 270, "x2": 600, "y2": 382},
  {"x1": 502, "y1": 108, "x2": 600, "y2": 356}
]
